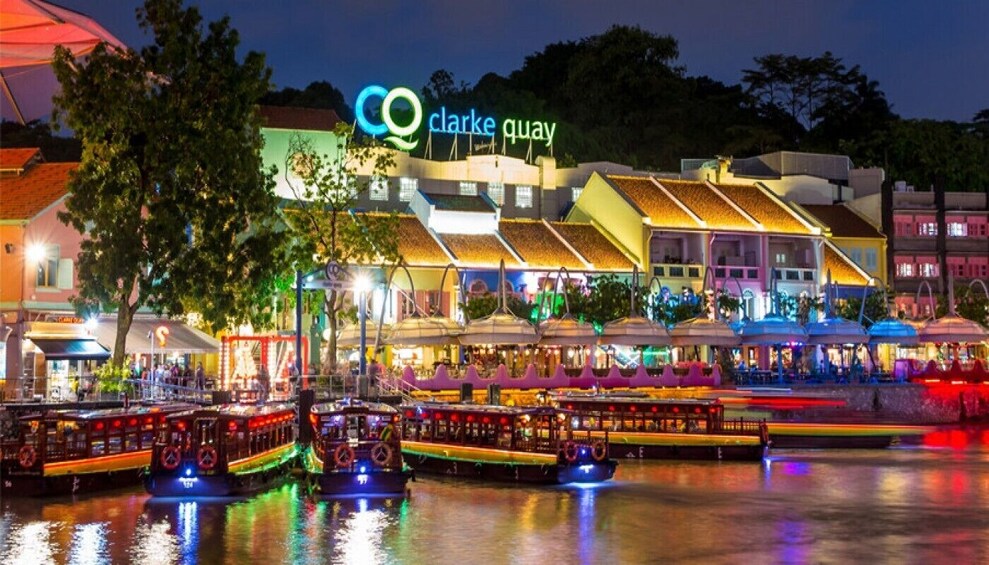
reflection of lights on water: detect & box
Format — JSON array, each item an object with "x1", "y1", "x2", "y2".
[
  {"x1": 128, "y1": 518, "x2": 179, "y2": 565},
  {"x1": 178, "y1": 502, "x2": 199, "y2": 556},
  {"x1": 4, "y1": 521, "x2": 56, "y2": 564},
  {"x1": 69, "y1": 522, "x2": 109, "y2": 565},
  {"x1": 333, "y1": 498, "x2": 389, "y2": 565}
]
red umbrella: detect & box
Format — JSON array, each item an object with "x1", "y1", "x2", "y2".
[{"x1": 1, "y1": 0, "x2": 124, "y2": 123}]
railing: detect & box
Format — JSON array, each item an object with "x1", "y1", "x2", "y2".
[
  {"x1": 652, "y1": 263, "x2": 702, "y2": 279},
  {"x1": 713, "y1": 267, "x2": 760, "y2": 280},
  {"x1": 712, "y1": 419, "x2": 764, "y2": 435},
  {"x1": 123, "y1": 379, "x2": 212, "y2": 404}
]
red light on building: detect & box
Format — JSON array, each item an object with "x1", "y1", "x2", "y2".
[
  {"x1": 128, "y1": 418, "x2": 138, "y2": 426},
  {"x1": 95, "y1": 422, "x2": 105, "y2": 430},
  {"x1": 228, "y1": 421, "x2": 238, "y2": 431},
  {"x1": 112, "y1": 419, "x2": 122, "y2": 428}
]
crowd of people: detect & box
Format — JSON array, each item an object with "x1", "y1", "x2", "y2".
[{"x1": 132, "y1": 361, "x2": 207, "y2": 393}]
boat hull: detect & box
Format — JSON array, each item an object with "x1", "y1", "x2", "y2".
[
  {"x1": 606, "y1": 442, "x2": 767, "y2": 461},
  {"x1": 765, "y1": 423, "x2": 927, "y2": 449},
  {"x1": 768, "y1": 434, "x2": 894, "y2": 449},
  {"x1": 402, "y1": 443, "x2": 616, "y2": 484},
  {"x1": 144, "y1": 459, "x2": 295, "y2": 497},
  {"x1": 1, "y1": 467, "x2": 145, "y2": 497},
  {"x1": 313, "y1": 470, "x2": 413, "y2": 497}
]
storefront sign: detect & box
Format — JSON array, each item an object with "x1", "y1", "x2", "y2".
[{"x1": 356, "y1": 84, "x2": 556, "y2": 151}]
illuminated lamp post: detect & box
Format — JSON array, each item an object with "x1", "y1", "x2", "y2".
[{"x1": 353, "y1": 273, "x2": 372, "y2": 396}]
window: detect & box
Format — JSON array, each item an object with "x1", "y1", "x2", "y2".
[
  {"x1": 399, "y1": 177, "x2": 418, "y2": 202},
  {"x1": 865, "y1": 248, "x2": 878, "y2": 272},
  {"x1": 916, "y1": 222, "x2": 937, "y2": 237},
  {"x1": 918, "y1": 262, "x2": 938, "y2": 278},
  {"x1": 774, "y1": 252, "x2": 787, "y2": 265},
  {"x1": 487, "y1": 182, "x2": 504, "y2": 205},
  {"x1": 459, "y1": 181, "x2": 477, "y2": 196},
  {"x1": 34, "y1": 245, "x2": 59, "y2": 288},
  {"x1": 947, "y1": 222, "x2": 967, "y2": 237},
  {"x1": 895, "y1": 262, "x2": 915, "y2": 278},
  {"x1": 369, "y1": 177, "x2": 388, "y2": 201},
  {"x1": 516, "y1": 185, "x2": 533, "y2": 208},
  {"x1": 849, "y1": 247, "x2": 862, "y2": 266},
  {"x1": 572, "y1": 187, "x2": 583, "y2": 202}
]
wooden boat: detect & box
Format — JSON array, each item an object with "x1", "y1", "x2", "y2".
[
  {"x1": 144, "y1": 403, "x2": 298, "y2": 497},
  {"x1": 0, "y1": 403, "x2": 195, "y2": 497},
  {"x1": 302, "y1": 398, "x2": 413, "y2": 497},
  {"x1": 398, "y1": 403, "x2": 617, "y2": 484},
  {"x1": 554, "y1": 394, "x2": 769, "y2": 461},
  {"x1": 765, "y1": 422, "x2": 931, "y2": 449}
]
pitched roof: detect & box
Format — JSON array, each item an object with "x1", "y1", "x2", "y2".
[
  {"x1": 606, "y1": 175, "x2": 699, "y2": 228},
  {"x1": 421, "y1": 192, "x2": 496, "y2": 213},
  {"x1": 498, "y1": 220, "x2": 586, "y2": 270},
  {"x1": 550, "y1": 222, "x2": 634, "y2": 271},
  {"x1": 713, "y1": 183, "x2": 812, "y2": 234},
  {"x1": 656, "y1": 179, "x2": 757, "y2": 231},
  {"x1": 801, "y1": 204, "x2": 883, "y2": 239},
  {"x1": 824, "y1": 244, "x2": 871, "y2": 285},
  {"x1": 438, "y1": 233, "x2": 520, "y2": 267},
  {"x1": 259, "y1": 106, "x2": 342, "y2": 132},
  {"x1": 0, "y1": 162, "x2": 76, "y2": 220},
  {"x1": 0, "y1": 148, "x2": 41, "y2": 171},
  {"x1": 392, "y1": 215, "x2": 451, "y2": 267}
]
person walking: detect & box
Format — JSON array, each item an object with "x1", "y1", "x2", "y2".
[
  {"x1": 257, "y1": 364, "x2": 271, "y2": 403},
  {"x1": 195, "y1": 362, "x2": 205, "y2": 390}
]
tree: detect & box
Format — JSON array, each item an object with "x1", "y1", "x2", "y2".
[
  {"x1": 0, "y1": 120, "x2": 81, "y2": 161},
  {"x1": 52, "y1": 0, "x2": 286, "y2": 366},
  {"x1": 283, "y1": 123, "x2": 400, "y2": 373},
  {"x1": 260, "y1": 80, "x2": 354, "y2": 122}
]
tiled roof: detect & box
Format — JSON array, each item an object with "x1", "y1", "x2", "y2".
[
  {"x1": 713, "y1": 183, "x2": 812, "y2": 234},
  {"x1": 606, "y1": 175, "x2": 699, "y2": 228},
  {"x1": 657, "y1": 179, "x2": 757, "y2": 231},
  {"x1": 824, "y1": 245, "x2": 871, "y2": 285},
  {"x1": 0, "y1": 162, "x2": 76, "y2": 220},
  {"x1": 259, "y1": 106, "x2": 342, "y2": 132},
  {"x1": 0, "y1": 148, "x2": 41, "y2": 171},
  {"x1": 498, "y1": 220, "x2": 586, "y2": 269},
  {"x1": 439, "y1": 233, "x2": 520, "y2": 267},
  {"x1": 802, "y1": 204, "x2": 883, "y2": 239},
  {"x1": 392, "y1": 215, "x2": 450, "y2": 267},
  {"x1": 421, "y1": 192, "x2": 496, "y2": 213},
  {"x1": 550, "y1": 222, "x2": 634, "y2": 271}
]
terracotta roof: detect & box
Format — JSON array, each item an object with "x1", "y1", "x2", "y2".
[
  {"x1": 713, "y1": 183, "x2": 812, "y2": 234},
  {"x1": 550, "y1": 222, "x2": 634, "y2": 271},
  {"x1": 802, "y1": 204, "x2": 883, "y2": 239},
  {"x1": 421, "y1": 192, "x2": 496, "y2": 213},
  {"x1": 0, "y1": 162, "x2": 76, "y2": 220},
  {"x1": 824, "y1": 245, "x2": 871, "y2": 285},
  {"x1": 391, "y1": 215, "x2": 450, "y2": 267},
  {"x1": 438, "y1": 233, "x2": 520, "y2": 267},
  {"x1": 606, "y1": 175, "x2": 699, "y2": 228},
  {"x1": 259, "y1": 106, "x2": 341, "y2": 132},
  {"x1": 498, "y1": 220, "x2": 586, "y2": 269},
  {"x1": 657, "y1": 179, "x2": 757, "y2": 231},
  {"x1": 0, "y1": 148, "x2": 41, "y2": 171}
]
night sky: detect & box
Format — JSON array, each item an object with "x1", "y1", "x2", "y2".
[{"x1": 42, "y1": 0, "x2": 989, "y2": 122}]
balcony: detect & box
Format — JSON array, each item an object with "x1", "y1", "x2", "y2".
[
  {"x1": 713, "y1": 266, "x2": 760, "y2": 280},
  {"x1": 774, "y1": 268, "x2": 816, "y2": 283},
  {"x1": 651, "y1": 263, "x2": 702, "y2": 279}
]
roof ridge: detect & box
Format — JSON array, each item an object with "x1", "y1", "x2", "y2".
[
  {"x1": 542, "y1": 219, "x2": 594, "y2": 270},
  {"x1": 752, "y1": 182, "x2": 820, "y2": 235},
  {"x1": 649, "y1": 177, "x2": 706, "y2": 228},
  {"x1": 703, "y1": 180, "x2": 764, "y2": 231}
]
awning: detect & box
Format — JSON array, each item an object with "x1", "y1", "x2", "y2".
[
  {"x1": 30, "y1": 338, "x2": 110, "y2": 361},
  {"x1": 94, "y1": 317, "x2": 220, "y2": 354}
]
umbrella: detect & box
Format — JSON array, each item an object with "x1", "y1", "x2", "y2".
[
  {"x1": 385, "y1": 314, "x2": 461, "y2": 347},
  {"x1": 868, "y1": 318, "x2": 919, "y2": 346},
  {"x1": 917, "y1": 275, "x2": 988, "y2": 345},
  {"x1": 338, "y1": 321, "x2": 389, "y2": 349},
  {"x1": 670, "y1": 315, "x2": 740, "y2": 347},
  {"x1": 459, "y1": 260, "x2": 538, "y2": 346},
  {"x1": 538, "y1": 315, "x2": 598, "y2": 346},
  {"x1": 805, "y1": 316, "x2": 868, "y2": 345},
  {"x1": 599, "y1": 315, "x2": 671, "y2": 347},
  {"x1": 739, "y1": 313, "x2": 808, "y2": 346},
  {"x1": 1, "y1": 0, "x2": 124, "y2": 123}
]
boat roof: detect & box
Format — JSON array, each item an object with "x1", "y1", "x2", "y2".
[
  {"x1": 22, "y1": 403, "x2": 198, "y2": 421},
  {"x1": 166, "y1": 402, "x2": 295, "y2": 420},
  {"x1": 554, "y1": 394, "x2": 721, "y2": 408},
  {"x1": 400, "y1": 402, "x2": 561, "y2": 417},
  {"x1": 312, "y1": 398, "x2": 398, "y2": 415}
]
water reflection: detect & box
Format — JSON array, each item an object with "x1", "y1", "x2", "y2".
[{"x1": 1, "y1": 434, "x2": 988, "y2": 563}]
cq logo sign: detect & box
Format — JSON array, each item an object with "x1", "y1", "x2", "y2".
[{"x1": 355, "y1": 85, "x2": 422, "y2": 151}]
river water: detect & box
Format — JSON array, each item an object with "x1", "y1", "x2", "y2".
[{"x1": 2, "y1": 428, "x2": 988, "y2": 564}]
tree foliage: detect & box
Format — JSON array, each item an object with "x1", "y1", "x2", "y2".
[
  {"x1": 283, "y1": 123, "x2": 400, "y2": 373},
  {"x1": 260, "y1": 80, "x2": 354, "y2": 122},
  {"x1": 51, "y1": 0, "x2": 286, "y2": 365}
]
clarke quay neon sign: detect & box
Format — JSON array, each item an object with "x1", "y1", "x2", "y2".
[{"x1": 355, "y1": 84, "x2": 556, "y2": 151}]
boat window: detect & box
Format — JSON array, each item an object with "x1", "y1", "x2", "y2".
[
  {"x1": 125, "y1": 431, "x2": 139, "y2": 451},
  {"x1": 107, "y1": 432, "x2": 123, "y2": 454}
]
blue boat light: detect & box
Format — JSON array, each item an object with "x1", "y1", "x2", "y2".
[
  {"x1": 359, "y1": 465, "x2": 367, "y2": 473},
  {"x1": 581, "y1": 449, "x2": 588, "y2": 456},
  {"x1": 185, "y1": 467, "x2": 193, "y2": 477},
  {"x1": 357, "y1": 474, "x2": 369, "y2": 485},
  {"x1": 579, "y1": 464, "x2": 594, "y2": 473}
]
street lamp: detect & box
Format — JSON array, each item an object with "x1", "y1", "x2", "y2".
[{"x1": 353, "y1": 273, "x2": 372, "y2": 389}]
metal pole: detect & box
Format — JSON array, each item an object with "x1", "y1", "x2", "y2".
[
  {"x1": 359, "y1": 288, "x2": 368, "y2": 379},
  {"x1": 296, "y1": 269, "x2": 304, "y2": 378},
  {"x1": 150, "y1": 332, "x2": 155, "y2": 399}
]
